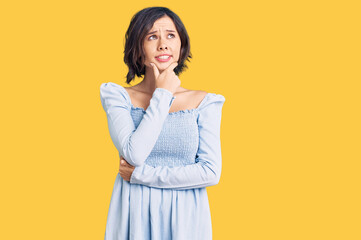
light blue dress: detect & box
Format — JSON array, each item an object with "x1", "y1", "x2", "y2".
[{"x1": 100, "y1": 82, "x2": 226, "y2": 240}]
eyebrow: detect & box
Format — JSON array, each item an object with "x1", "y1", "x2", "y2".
[{"x1": 147, "y1": 29, "x2": 176, "y2": 35}]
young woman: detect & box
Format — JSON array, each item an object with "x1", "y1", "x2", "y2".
[{"x1": 100, "y1": 6, "x2": 226, "y2": 240}]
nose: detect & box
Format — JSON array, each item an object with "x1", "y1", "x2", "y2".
[{"x1": 157, "y1": 38, "x2": 168, "y2": 51}]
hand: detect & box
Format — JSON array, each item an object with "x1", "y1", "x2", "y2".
[
  {"x1": 119, "y1": 156, "x2": 135, "y2": 182},
  {"x1": 150, "y1": 61, "x2": 180, "y2": 94}
]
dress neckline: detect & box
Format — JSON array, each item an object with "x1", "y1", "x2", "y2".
[
  {"x1": 131, "y1": 105, "x2": 201, "y2": 115},
  {"x1": 121, "y1": 85, "x2": 211, "y2": 115}
]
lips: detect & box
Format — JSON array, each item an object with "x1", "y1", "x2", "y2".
[
  {"x1": 156, "y1": 54, "x2": 172, "y2": 58},
  {"x1": 155, "y1": 54, "x2": 172, "y2": 62}
]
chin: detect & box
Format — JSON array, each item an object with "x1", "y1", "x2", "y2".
[{"x1": 157, "y1": 62, "x2": 171, "y2": 68}]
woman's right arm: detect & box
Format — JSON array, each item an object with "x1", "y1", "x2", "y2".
[
  {"x1": 128, "y1": 94, "x2": 226, "y2": 190},
  {"x1": 100, "y1": 82, "x2": 176, "y2": 167}
]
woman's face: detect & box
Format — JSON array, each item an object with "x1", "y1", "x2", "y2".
[{"x1": 143, "y1": 16, "x2": 181, "y2": 72}]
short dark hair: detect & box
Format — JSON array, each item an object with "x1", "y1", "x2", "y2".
[{"x1": 123, "y1": 7, "x2": 192, "y2": 84}]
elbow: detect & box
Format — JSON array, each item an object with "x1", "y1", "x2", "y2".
[
  {"x1": 199, "y1": 155, "x2": 222, "y2": 187},
  {"x1": 205, "y1": 166, "x2": 221, "y2": 187},
  {"x1": 209, "y1": 173, "x2": 221, "y2": 186},
  {"x1": 118, "y1": 136, "x2": 146, "y2": 167},
  {"x1": 124, "y1": 153, "x2": 145, "y2": 167},
  {"x1": 130, "y1": 159, "x2": 144, "y2": 167},
  {"x1": 122, "y1": 146, "x2": 146, "y2": 167}
]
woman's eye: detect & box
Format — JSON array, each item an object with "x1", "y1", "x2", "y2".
[{"x1": 149, "y1": 34, "x2": 175, "y2": 40}]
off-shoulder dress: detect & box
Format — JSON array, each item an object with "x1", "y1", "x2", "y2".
[{"x1": 100, "y1": 82, "x2": 226, "y2": 240}]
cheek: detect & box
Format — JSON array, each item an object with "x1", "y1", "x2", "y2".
[
  {"x1": 174, "y1": 49, "x2": 181, "y2": 60},
  {"x1": 143, "y1": 43, "x2": 152, "y2": 59},
  {"x1": 143, "y1": 50, "x2": 150, "y2": 60},
  {"x1": 143, "y1": 51, "x2": 152, "y2": 64},
  {"x1": 174, "y1": 42, "x2": 181, "y2": 57}
]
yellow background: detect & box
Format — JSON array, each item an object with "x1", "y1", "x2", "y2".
[{"x1": 1, "y1": 0, "x2": 360, "y2": 239}]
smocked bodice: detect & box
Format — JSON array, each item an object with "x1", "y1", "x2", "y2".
[{"x1": 130, "y1": 106, "x2": 200, "y2": 167}]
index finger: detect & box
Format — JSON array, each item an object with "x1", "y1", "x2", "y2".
[{"x1": 150, "y1": 62, "x2": 159, "y2": 79}]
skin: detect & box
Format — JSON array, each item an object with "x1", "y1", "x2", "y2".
[
  {"x1": 136, "y1": 15, "x2": 182, "y2": 94},
  {"x1": 119, "y1": 16, "x2": 182, "y2": 181}
]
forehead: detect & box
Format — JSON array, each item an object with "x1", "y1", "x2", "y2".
[{"x1": 150, "y1": 16, "x2": 176, "y2": 30}]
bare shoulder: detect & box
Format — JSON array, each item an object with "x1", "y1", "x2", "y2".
[
  {"x1": 123, "y1": 86, "x2": 131, "y2": 95},
  {"x1": 124, "y1": 85, "x2": 208, "y2": 111},
  {"x1": 174, "y1": 87, "x2": 208, "y2": 109},
  {"x1": 123, "y1": 86, "x2": 151, "y2": 108},
  {"x1": 192, "y1": 90, "x2": 208, "y2": 108},
  {"x1": 124, "y1": 85, "x2": 147, "y2": 98},
  {"x1": 123, "y1": 86, "x2": 135, "y2": 94}
]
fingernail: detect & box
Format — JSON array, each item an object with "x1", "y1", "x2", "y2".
[{"x1": 121, "y1": 160, "x2": 124, "y2": 164}]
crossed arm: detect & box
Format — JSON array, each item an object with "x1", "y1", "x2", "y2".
[{"x1": 100, "y1": 82, "x2": 225, "y2": 190}]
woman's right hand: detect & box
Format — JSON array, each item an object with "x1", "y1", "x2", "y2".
[{"x1": 150, "y1": 62, "x2": 180, "y2": 94}]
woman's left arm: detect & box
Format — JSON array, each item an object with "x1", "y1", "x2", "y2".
[{"x1": 126, "y1": 94, "x2": 226, "y2": 190}]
